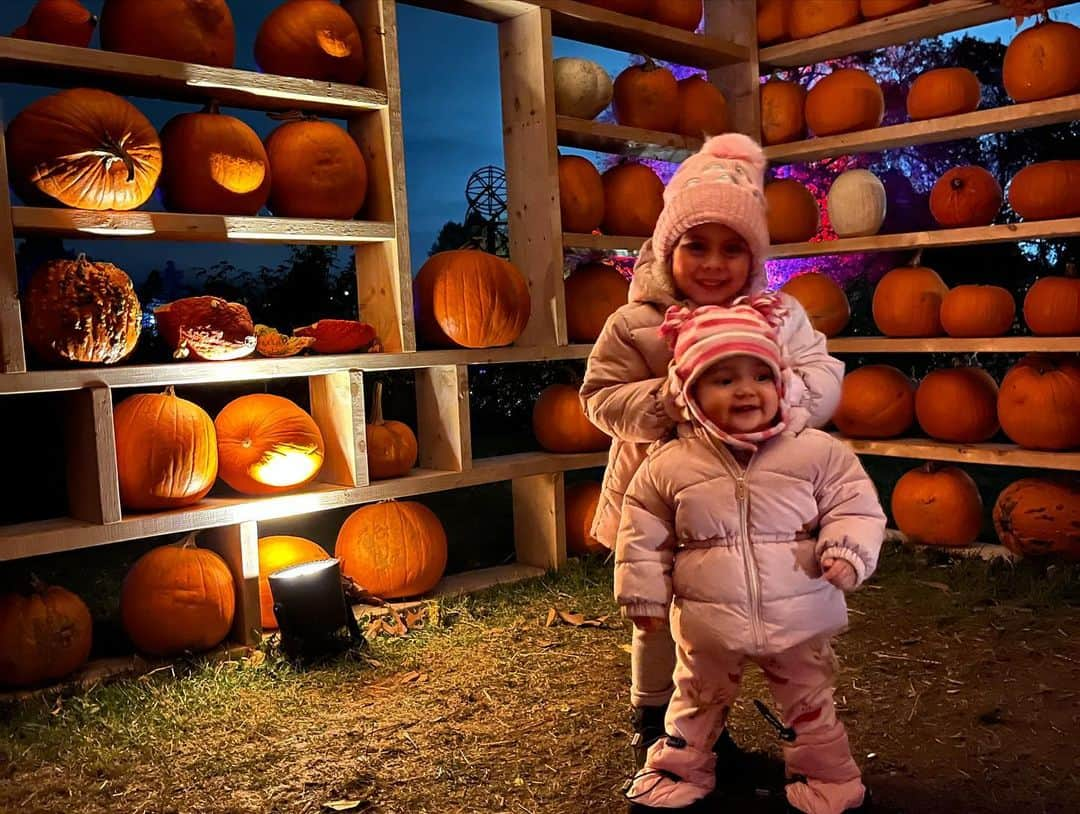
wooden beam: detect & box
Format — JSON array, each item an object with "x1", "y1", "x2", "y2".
[
  {"x1": 705, "y1": 0, "x2": 760, "y2": 139},
  {"x1": 202, "y1": 522, "x2": 262, "y2": 647},
  {"x1": 839, "y1": 435, "x2": 1080, "y2": 471},
  {"x1": 64, "y1": 386, "x2": 122, "y2": 525},
  {"x1": 415, "y1": 365, "x2": 472, "y2": 472},
  {"x1": 0, "y1": 117, "x2": 25, "y2": 373},
  {"x1": 556, "y1": 115, "x2": 701, "y2": 162},
  {"x1": 563, "y1": 232, "x2": 646, "y2": 252},
  {"x1": 511, "y1": 471, "x2": 567, "y2": 571},
  {"x1": 309, "y1": 370, "x2": 368, "y2": 488}
]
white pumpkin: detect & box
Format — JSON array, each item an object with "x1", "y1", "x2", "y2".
[
  {"x1": 827, "y1": 169, "x2": 887, "y2": 238},
  {"x1": 553, "y1": 57, "x2": 614, "y2": 120}
]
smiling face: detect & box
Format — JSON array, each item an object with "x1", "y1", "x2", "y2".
[
  {"x1": 692, "y1": 355, "x2": 780, "y2": 434},
  {"x1": 671, "y1": 222, "x2": 753, "y2": 306}
]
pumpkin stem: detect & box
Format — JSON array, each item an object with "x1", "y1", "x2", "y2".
[
  {"x1": 372, "y1": 381, "x2": 385, "y2": 425},
  {"x1": 101, "y1": 132, "x2": 136, "y2": 183},
  {"x1": 205, "y1": 100, "x2": 221, "y2": 115},
  {"x1": 910, "y1": 249, "x2": 924, "y2": 267},
  {"x1": 920, "y1": 461, "x2": 938, "y2": 474},
  {"x1": 638, "y1": 54, "x2": 659, "y2": 72},
  {"x1": 950, "y1": 177, "x2": 965, "y2": 190},
  {"x1": 28, "y1": 573, "x2": 46, "y2": 594},
  {"x1": 1066, "y1": 261, "x2": 1077, "y2": 278},
  {"x1": 163, "y1": 385, "x2": 177, "y2": 398},
  {"x1": 176, "y1": 532, "x2": 198, "y2": 550},
  {"x1": 267, "y1": 110, "x2": 317, "y2": 123}
]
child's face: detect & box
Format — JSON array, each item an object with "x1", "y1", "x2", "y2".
[
  {"x1": 671, "y1": 223, "x2": 752, "y2": 306},
  {"x1": 692, "y1": 355, "x2": 780, "y2": 435}
]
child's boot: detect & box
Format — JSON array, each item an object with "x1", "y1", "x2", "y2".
[
  {"x1": 630, "y1": 703, "x2": 668, "y2": 770},
  {"x1": 624, "y1": 735, "x2": 715, "y2": 811},
  {"x1": 785, "y1": 780, "x2": 871, "y2": 813}
]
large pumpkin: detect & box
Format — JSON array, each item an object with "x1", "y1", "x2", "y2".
[
  {"x1": 1002, "y1": 20, "x2": 1080, "y2": 103},
  {"x1": 114, "y1": 388, "x2": 218, "y2": 511},
  {"x1": 940, "y1": 285, "x2": 1015, "y2": 338},
  {"x1": 646, "y1": 0, "x2": 702, "y2": 30},
  {"x1": 915, "y1": 367, "x2": 999, "y2": 443},
  {"x1": 559, "y1": 155, "x2": 605, "y2": 234},
  {"x1": 257, "y1": 535, "x2": 330, "y2": 629},
  {"x1": 612, "y1": 58, "x2": 679, "y2": 132},
  {"x1": 0, "y1": 578, "x2": 93, "y2": 687},
  {"x1": 255, "y1": 0, "x2": 365, "y2": 84},
  {"x1": 827, "y1": 169, "x2": 886, "y2": 238},
  {"x1": 833, "y1": 365, "x2": 916, "y2": 439},
  {"x1": 565, "y1": 262, "x2": 630, "y2": 342},
  {"x1": 6, "y1": 88, "x2": 161, "y2": 211},
  {"x1": 534, "y1": 384, "x2": 610, "y2": 453},
  {"x1": 160, "y1": 103, "x2": 271, "y2": 216},
  {"x1": 1024, "y1": 265, "x2": 1080, "y2": 336},
  {"x1": 929, "y1": 166, "x2": 1001, "y2": 228},
  {"x1": 906, "y1": 67, "x2": 981, "y2": 120},
  {"x1": 760, "y1": 80, "x2": 806, "y2": 146},
  {"x1": 120, "y1": 535, "x2": 235, "y2": 656},
  {"x1": 998, "y1": 354, "x2": 1080, "y2": 450},
  {"x1": 553, "y1": 57, "x2": 613, "y2": 120},
  {"x1": 16, "y1": 0, "x2": 97, "y2": 47},
  {"x1": 335, "y1": 501, "x2": 448, "y2": 598},
  {"x1": 757, "y1": 0, "x2": 788, "y2": 44},
  {"x1": 100, "y1": 0, "x2": 235, "y2": 67},
  {"x1": 806, "y1": 69, "x2": 884, "y2": 137},
  {"x1": 415, "y1": 250, "x2": 531, "y2": 348},
  {"x1": 780, "y1": 273, "x2": 850, "y2": 337},
  {"x1": 602, "y1": 163, "x2": 665, "y2": 236},
  {"x1": 565, "y1": 481, "x2": 605, "y2": 556},
  {"x1": 366, "y1": 381, "x2": 418, "y2": 480},
  {"x1": 993, "y1": 477, "x2": 1080, "y2": 560},
  {"x1": 215, "y1": 394, "x2": 325, "y2": 496},
  {"x1": 154, "y1": 296, "x2": 257, "y2": 361},
  {"x1": 265, "y1": 118, "x2": 367, "y2": 220},
  {"x1": 890, "y1": 463, "x2": 982, "y2": 548},
  {"x1": 872, "y1": 264, "x2": 948, "y2": 337},
  {"x1": 765, "y1": 179, "x2": 819, "y2": 244},
  {"x1": 1008, "y1": 161, "x2": 1080, "y2": 222},
  {"x1": 788, "y1": 0, "x2": 860, "y2": 40},
  {"x1": 675, "y1": 76, "x2": 728, "y2": 138},
  {"x1": 24, "y1": 254, "x2": 141, "y2": 365},
  {"x1": 860, "y1": 0, "x2": 924, "y2": 18}
]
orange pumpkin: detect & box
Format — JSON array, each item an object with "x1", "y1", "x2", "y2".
[
  {"x1": 646, "y1": 0, "x2": 702, "y2": 30},
  {"x1": 760, "y1": 80, "x2": 807, "y2": 145},
  {"x1": 1002, "y1": 20, "x2": 1080, "y2": 103},
  {"x1": 780, "y1": 273, "x2": 850, "y2": 337},
  {"x1": 565, "y1": 262, "x2": 630, "y2": 343},
  {"x1": 765, "y1": 179, "x2": 819, "y2": 244},
  {"x1": 6, "y1": 88, "x2": 161, "y2": 211},
  {"x1": 415, "y1": 250, "x2": 531, "y2": 349},
  {"x1": 993, "y1": 477, "x2": 1080, "y2": 560},
  {"x1": 257, "y1": 535, "x2": 330, "y2": 629},
  {"x1": 612, "y1": 58, "x2": 679, "y2": 132},
  {"x1": 860, "y1": 0, "x2": 924, "y2": 18},
  {"x1": 891, "y1": 463, "x2": 983, "y2": 548},
  {"x1": 559, "y1": 155, "x2": 605, "y2": 234},
  {"x1": 0, "y1": 577, "x2": 93, "y2": 687},
  {"x1": 565, "y1": 481, "x2": 605, "y2": 556},
  {"x1": 602, "y1": 163, "x2": 665, "y2": 237},
  {"x1": 114, "y1": 388, "x2": 218, "y2": 511},
  {"x1": 580, "y1": 0, "x2": 649, "y2": 16},
  {"x1": 293, "y1": 319, "x2": 377, "y2": 353},
  {"x1": 940, "y1": 285, "x2": 1015, "y2": 338},
  {"x1": 254, "y1": 325, "x2": 315, "y2": 357},
  {"x1": 998, "y1": 354, "x2": 1080, "y2": 450},
  {"x1": 1008, "y1": 160, "x2": 1080, "y2": 222},
  {"x1": 915, "y1": 367, "x2": 999, "y2": 443},
  {"x1": 154, "y1": 296, "x2": 257, "y2": 361},
  {"x1": 215, "y1": 394, "x2": 325, "y2": 496},
  {"x1": 757, "y1": 0, "x2": 789, "y2": 44},
  {"x1": 255, "y1": 0, "x2": 365, "y2": 84},
  {"x1": 833, "y1": 365, "x2": 916, "y2": 439},
  {"x1": 265, "y1": 118, "x2": 367, "y2": 220},
  {"x1": 906, "y1": 67, "x2": 981, "y2": 120},
  {"x1": 335, "y1": 501, "x2": 448, "y2": 598},
  {"x1": 16, "y1": 0, "x2": 96, "y2": 47},
  {"x1": 805, "y1": 68, "x2": 884, "y2": 136},
  {"x1": 929, "y1": 166, "x2": 1001, "y2": 228},
  {"x1": 788, "y1": 0, "x2": 860, "y2": 40},
  {"x1": 366, "y1": 381, "x2": 418, "y2": 480},
  {"x1": 534, "y1": 384, "x2": 610, "y2": 453},
  {"x1": 1023, "y1": 265, "x2": 1080, "y2": 336},
  {"x1": 100, "y1": 0, "x2": 235, "y2": 67},
  {"x1": 120, "y1": 535, "x2": 236, "y2": 656},
  {"x1": 872, "y1": 264, "x2": 949, "y2": 337},
  {"x1": 676, "y1": 76, "x2": 729, "y2": 138}
]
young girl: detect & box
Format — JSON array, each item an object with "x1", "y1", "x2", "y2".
[
  {"x1": 580, "y1": 134, "x2": 844, "y2": 768},
  {"x1": 617, "y1": 299, "x2": 884, "y2": 814}
]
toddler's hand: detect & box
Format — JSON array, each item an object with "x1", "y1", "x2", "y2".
[
  {"x1": 630, "y1": 615, "x2": 667, "y2": 632},
  {"x1": 822, "y1": 557, "x2": 857, "y2": 591}
]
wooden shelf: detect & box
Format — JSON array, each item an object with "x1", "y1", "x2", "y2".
[
  {"x1": 838, "y1": 435, "x2": 1080, "y2": 470},
  {"x1": 556, "y1": 116, "x2": 701, "y2": 162},
  {"x1": 758, "y1": 0, "x2": 1070, "y2": 69},
  {"x1": 827, "y1": 336, "x2": 1080, "y2": 353},
  {"x1": 563, "y1": 232, "x2": 646, "y2": 252}
]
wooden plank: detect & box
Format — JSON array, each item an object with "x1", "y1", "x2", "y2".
[
  {"x1": 415, "y1": 365, "x2": 472, "y2": 472},
  {"x1": 556, "y1": 115, "x2": 701, "y2": 162},
  {"x1": 838, "y1": 435, "x2": 1080, "y2": 471},
  {"x1": 0, "y1": 116, "x2": 25, "y2": 374},
  {"x1": 828, "y1": 336, "x2": 1080, "y2": 354},
  {"x1": 64, "y1": 386, "x2": 122, "y2": 525},
  {"x1": 500, "y1": 7, "x2": 566, "y2": 347},
  {"x1": 309, "y1": 370, "x2": 368, "y2": 488},
  {"x1": 563, "y1": 232, "x2": 646, "y2": 252},
  {"x1": 203, "y1": 522, "x2": 262, "y2": 647},
  {"x1": 766, "y1": 95, "x2": 1080, "y2": 166},
  {"x1": 705, "y1": 0, "x2": 760, "y2": 139},
  {"x1": 0, "y1": 38, "x2": 387, "y2": 116},
  {"x1": 396, "y1": 0, "x2": 533, "y2": 22},
  {"x1": 511, "y1": 471, "x2": 567, "y2": 571}
]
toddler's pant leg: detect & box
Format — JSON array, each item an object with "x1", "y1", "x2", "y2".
[{"x1": 631, "y1": 621, "x2": 676, "y2": 708}]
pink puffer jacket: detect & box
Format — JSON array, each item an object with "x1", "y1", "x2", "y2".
[
  {"x1": 614, "y1": 426, "x2": 886, "y2": 656},
  {"x1": 580, "y1": 239, "x2": 844, "y2": 550}
]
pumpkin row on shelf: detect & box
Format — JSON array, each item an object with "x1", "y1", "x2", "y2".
[{"x1": 578, "y1": 0, "x2": 703, "y2": 31}]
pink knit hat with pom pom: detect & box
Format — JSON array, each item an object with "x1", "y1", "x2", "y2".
[{"x1": 652, "y1": 133, "x2": 769, "y2": 268}]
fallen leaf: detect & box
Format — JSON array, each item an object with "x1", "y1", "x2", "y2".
[
  {"x1": 245, "y1": 651, "x2": 266, "y2": 669},
  {"x1": 404, "y1": 608, "x2": 426, "y2": 630},
  {"x1": 324, "y1": 801, "x2": 364, "y2": 812},
  {"x1": 557, "y1": 610, "x2": 586, "y2": 626},
  {"x1": 364, "y1": 618, "x2": 384, "y2": 639},
  {"x1": 545, "y1": 608, "x2": 557, "y2": 627},
  {"x1": 915, "y1": 580, "x2": 952, "y2": 594},
  {"x1": 399, "y1": 671, "x2": 421, "y2": 685},
  {"x1": 381, "y1": 612, "x2": 408, "y2": 637}
]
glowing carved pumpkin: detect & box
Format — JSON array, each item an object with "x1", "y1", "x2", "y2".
[
  {"x1": 833, "y1": 365, "x2": 915, "y2": 439},
  {"x1": 993, "y1": 477, "x2": 1080, "y2": 560},
  {"x1": 257, "y1": 535, "x2": 330, "y2": 629},
  {"x1": 255, "y1": 0, "x2": 365, "y2": 84},
  {"x1": 366, "y1": 381, "x2": 418, "y2": 480},
  {"x1": 0, "y1": 577, "x2": 93, "y2": 687},
  {"x1": 891, "y1": 463, "x2": 983, "y2": 548},
  {"x1": 534, "y1": 384, "x2": 610, "y2": 453}
]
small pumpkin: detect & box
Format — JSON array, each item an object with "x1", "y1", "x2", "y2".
[
  {"x1": 533, "y1": 384, "x2": 610, "y2": 453},
  {"x1": 120, "y1": 535, "x2": 236, "y2": 656},
  {"x1": 646, "y1": 0, "x2": 702, "y2": 30},
  {"x1": 780, "y1": 273, "x2": 850, "y2": 337},
  {"x1": 1002, "y1": 19, "x2": 1080, "y2": 103},
  {"x1": 765, "y1": 179, "x2": 819, "y2": 244},
  {"x1": 565, "y1": 262, "x2": 630, "y2": 343},
  {"x1": 906, "y1": 67, "x2": 981, "y2": 120},
  {"x1": 265, "y1": 117, "x2": 368, "y2": 220},
  {"x1": 805, "y1": 68, "x2": 884, "y2": 137},
  {"x1": 993, "y1": 477, "x2": 1080, "y2": 560},
  {"x1": 832, "y1": 365, "x2": 916, "y2": 439},
  {"x1": 255, "y1": 0, "x2": 365, "y2": 84},
  {"x1": 760, "y1": 79, "x2": 807, "y2": 146},
  {"x1": 890, "y1": 463, "x2": 983, "y2": 548},
  {"x1": 675, "y1": 76, "x2": 729, "y2": 138},
  {"x1": 827, "y1": 169, "x2": 887, "y2": 238},
  {"x1": 788, "y1": 0, "x2": 861, "y2": 39},
  {"x1": 254, "y1": 325, "x2": 315, "y2": 357},
  {"x1": 293, "y1": 319, "x2": 377, "y2": 354},
  {"x1": 757, "y1": 0, "x2": 788, "y2": 44},
  {"x1": 257, "y1": 535, "x2": 331, "y2": 629},
  {"x1": 940, "y1": 285, "x2": 1015, "y2": 338},
  {"x1": 1023, "y1": 264, "x2": 1080, "y2": 336},
  {"x1": 915, "y1": 367, "x2": 999, "y2": 443},
  {"x1": 14, "y1": 0, "x2": 97, "y2": 47},
  {"x1": 553, "y1": 57, "x2": 613, "y2": 120},
  {"x1": 366, "y1": 381, "x2": 418, "y2": 480},
  {"x1": 0, "y1": 577, "x2": 93, "y2": 687},
  {"x1": 929, "y1": 166, "x2": 1001, "y2": 228},
  {"x1": 998, "y1": 354, "x2": 1080, "y2": 450},
  {"x1": 565, "y1": 481, "x2": 605, "y2": 556},
  {"x1": 100, "y1": 0, "x2": 235, "y2": 67},
  {"x1": 559, "y1": 155, "x2": 605, "y2": 234},
  {"x1": 872, "y1": 263, "x2": 948, "y2": 337},
  {"x1": 154, "y1": 295, "x2": 257, "y2": 361},
  {"x1": 860, "y1": 0, "x2": 925, "y2": 18},
  {"x1": 612, "y1": 58, "x2": 679, "y2": 132},
  {"x1": 602, "y1": 162, "x2": 665, "y2": 237},
  {"x1": 1008, "y1": 160, "x2": 1080, "y2": 222}
]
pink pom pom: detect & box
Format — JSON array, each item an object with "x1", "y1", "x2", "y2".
[
  {"x1": 659, "y1": 305, "x2": 694, "y2": 347},
  {"x1": 699, "y1": 133, "x2": 766, "y2": 174}
]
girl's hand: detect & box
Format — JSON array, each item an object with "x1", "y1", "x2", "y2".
[
  {"x1": 631, "y1": 616, "x2": 667, "y2": 632},
  {"x1": 822, "y1": 557, "x2": 857, "y2": 592}
]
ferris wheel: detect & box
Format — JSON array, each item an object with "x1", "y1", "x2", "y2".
[{"x1": 465, "y1": 165, "x2": 508, "y2": 224}]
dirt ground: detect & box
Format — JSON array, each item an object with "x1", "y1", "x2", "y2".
[{"x1": 1, "y1": 548, "x2": 1079, "y2": 814}]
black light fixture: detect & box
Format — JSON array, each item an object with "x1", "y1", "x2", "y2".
[{"x1": 268, "y1": 558, "x2": 365, "y2": 658}]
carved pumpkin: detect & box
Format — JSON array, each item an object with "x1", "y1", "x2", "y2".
[
  {"x1": 566, "y1": 481, "x2": 605, "y2": 556},
  {"x1": 1008, "y1": 160, "x2": 1080, "y2": 222},
  {"x1": 366, "y1": 381, "x2": 418, "y2": 480},
  {"x1": 415, "y1": 250, "x2": 531, "y2": 349},
  {"x1": 24, "y1": 254, "x2": 141, "y2": 365},
  {"x1": 906, "y1": 67, "x2": 981, "y2": 120},
  {"x1": 257, "y1": 535, "x2": 330, "y2": 629},
  {"x1": 915, "y1": 367, "x2": 999, "y2": 443},
  {"x1": 6, "y1": 88, "x2": 161, "y2": 211},
  {"x1": 860, "y1": 0, "x2": 924, "y2": 18},
  {"x1": 254, "y1": 325, "x2": 315, "y2": 357},
  {"x1": 114, "y1": 388, "x2": 218, "y2": 511},
  {"x1": 0, "y1": 577, "x2": 93, "y2": 687},
  {"x1": 612, "y1": 58, "x2": 679, "y2": 132},
  {"x1": 993, "y1": 477, "x2": 1080, "y2": 560},
  {"x1": 940, "y1": 285, "x2": 1015, "y2": 338},
  {"x1": 833, "y1": 365, "x2": 915, "y2": 438},
  {"x1": 580, "y1": 0, "x2": 649, "y2": 16},
  {"x1": 891, "y1": 463, "x2": 983, "y2": 548},
  {"x1": 872, "y1": 264, "x2": 948, "y2": 337},
  {"x1": 1023, "y1": 264, "x2": 1080, "y2": 336},
  {"x1": 646, "y1": 0, "x2": 702, "y2": 30},
  {"x1": 1002, "y1": 20, "x2": 1080, "y2": 103},
  {"x1": 930, "y1": 166, "x2": 1001, "y2": 228},
  {"x1": 998, "y1": 354, "x2": 1080, "y2": 450},
  {"x1": 676, "y1": 76, "x2": 729, "y2": 138},
  {"x1": 553, "y1": 58, "x2": 613, "y2": 120},
  {"x1": 293, "y1": 319, "x2": 377, "y2": 353},
  {"x1": 559, "y1": 155, "x2": 605, "y2": 234},
  {"x1": 565, "y1": 262, "x2": 630, "y2": 342},
  {"x1": 120, "y1": 535, "x2": 235, "y2": 656},
  {"x1": 154, "y1": 296, "x2": 257, "y2": 361},
  {"x1": 805, "y1": 68, "x2": 884, "y2": 136},
  {"x1": 534, "y1": 384, "x2": 610, "y2": 453},
  {"x1": 14, "y1": 0, "x2": 96, "y2": 47},
  {"x1": 760, "y1": 79, "x2": 807, "y2": 145},
  {"x1": 827, "y1": 169, "x2": 886, "y2": 238},
  {"x1": 780, "y1": 273, "x2": 850, "y2": 337},
  {"x1": 765, "y1": 179, "x2": 819, "y2": 244},
  {"x1": 265, "y1": 118, "x2": 367, "y2": 219},
  {"x1": 100, "y1": 0, "x2": 235, "y2": 67},
  {"x1": 335, "y1": 501, "x2": 448, "y2": 598},
  {"x1": 602, "y1": 162, "x2": 665, "y2": 236},
  {"x1": 757, "y1": 0, "x2": 789, "y2": 44},
  {"x1": 255, "y1": 0, "x2": 365, "y2": 84}
]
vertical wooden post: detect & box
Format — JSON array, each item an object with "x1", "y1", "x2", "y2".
[
  {"x1": 415, "y1": 364, "x2": 472, "y2": 472},
  {"x1": 705, "y1": 0, "x2": 761, "y2": 140},
  {"x1": 203, "y1": 521, "x2": 262, "y2": 647},
  {"x1": 0, "y1": 118, "x2": 26, "y2": 373},
  {"x1": 309, "y1": 369, "x2": 368, "y2": 487},
  {"x1": 65, "y1": 385, "x2": 121, "y2": 525},
  {"x1": 511, "y1": 471, "x2": 567, "y2": 571},
  {"x1": 498, "y1": 7, "x2": 567, "y2": 347}
]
